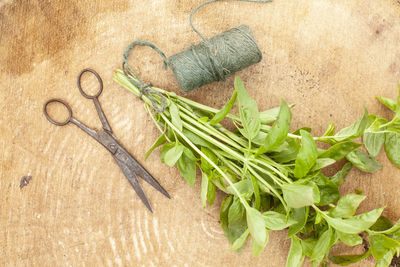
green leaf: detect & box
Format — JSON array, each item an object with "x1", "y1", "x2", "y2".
[
  {"x1": 330, "y1": 194, "x2": 366, "y2": 218},
  {"x1": 169, "y1": 102, "x2": 182, "y2": 131},
  {"x1": 337, "y1": 231, "x2": 363, "y2": 246},
  {"x1": 259, "y1": 104, "x2": 295, "y2": 124},
  {"x1": 377, "y1": 96, "x2": 397, "y2": 111},
  {"x1": 177, "y1": 148, "x2": 197, "y2": 186},
  {"x1": 220, "y1": 195, "x2": 233, "y2": 238},
  {"x1": 262, "y1": 211, "x2": 297, "y2": 230},
  {"x1": 207, "y1": 181, "x2": 216, "y2": 206},
  {"x1": 246, "y1": 207, "x2": 267, "y2": 246},
  {"x1": 210, "y1": 91, "x2": 237, "y2": 125},
  {"x1": 330, "y1": 162, "x2": 352, "y2": 185},
  {"x1": 363, "y1": 115, "x2": 386, "y2": 157},
  {"x1": 227, "y1": 179, "x2": 253, "y2": 198},
  {"x1": 201, "y1": 171, "x2": 208, "y2": 208},
  {"x1": 258, "y1": 100, "x2": 291, "y2": 153},
  {"x1": 282, "y1": 183, "x2": 320, "y2": 209},
  {"x1": 324, "y1": 207, "x2": 384, "y2": 234},
  {"x1": 311, "y1": 228, "x2": 333, "y2": 260},
  {"x1": 323, "y1": 108, "x2": 368, "y2": 143},
  {"x1": 328, "y1": 250, "x2": 371, "y2": 266},
  {"x1": 270, "y1": 138, "x2": 300, "y2": 163},
  {"x1": 145, "y1": 134, "x2": 167, "y2": 160},
  {"x1": 310, "y1": 158, "x2": 336, "y2": 172},
  {"x1": 250, "y1": 175, "x2": 261, "y2": 209},
  {"x1": 314, "y1": 174, "x2": 340, "y2": 206},
  {"x1": 369, "y1": 234, "x2": 400, "y2": 260},
  {"x1": 286, "y1": 237, "x2": 303, "y2": 267},
  {"x1": 371, "y1": 216, "x2": 395, "y2": 232},
  {"x1": 161, "y1": 143, "x2": 184, "y2": 167},
  {"x1": 319, "y1": 141, "x2": 361, "y2": 161},
  {"x1": 384, "y1": 132, "x2": 400, "y2": 167},
  {"x1": 288, "y1": 207, "x2": 309, "y2": 237},
  {"x1": 252, "y1": 231, "x2": 269, "y2": 257},
  {"x1": 294, "y1": 130, "x2": 318, "y2": 178},
  {"x1": 346, "y1": 149, "x2": 382, "y2": 173},
  {"x1": 229, "y1": 197, "x2": 245, "y2": 224},
  {"x1": 322, "y1": 121, "x2": 335, "y2": 137},
  {"x1": 235, "y1": 76, "x2": 261, "y2": 141},
  {"x1": 230, "y1": 228, "x2": 250, "y2": 251},
  {"x1": 376, "y1": 250, "x2": 394, "y2": 267}
]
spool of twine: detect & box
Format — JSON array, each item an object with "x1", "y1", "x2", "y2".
[
  {"x1": 122, "y1": 0, "x2": 271, "y2": 111},
  {"x1": 168, "y1": 24, "x2": 262, "y2": 92}
]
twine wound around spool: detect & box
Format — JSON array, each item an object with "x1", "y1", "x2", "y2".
[{"x1": 122, "y1": 0, "x2": 271, "y2": 107}]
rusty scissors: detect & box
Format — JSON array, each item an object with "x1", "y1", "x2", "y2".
[{"x1": 43, "y1": 68, "x2": 170, "y2": 212}]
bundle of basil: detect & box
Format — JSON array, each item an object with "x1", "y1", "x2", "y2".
[{"x1": 114, "y1": 69, "x2": 400, "y2": 267}]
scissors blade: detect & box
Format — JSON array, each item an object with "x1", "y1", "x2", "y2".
[
  {"x1": 113, "y1": 156, "x2": 153, "y2": 213},
  {"x1": 118, "y1": 147, "x2": 171, "y2": 199}
]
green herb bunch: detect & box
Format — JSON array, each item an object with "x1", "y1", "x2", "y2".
[{"x1": 114, "y1": 69, "x2": 400, "y2": 267}]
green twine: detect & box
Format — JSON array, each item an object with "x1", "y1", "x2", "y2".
[{"x1": 122, "y1": 0, "x2": 271, "y2": 111}]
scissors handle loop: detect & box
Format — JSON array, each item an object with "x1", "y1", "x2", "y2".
[
  {"x1": 43, "y1": 99, "x2": 72, "y2": 126},
  {"x1": 77, "y1": 68, "x2": 103, "y2": 99}
]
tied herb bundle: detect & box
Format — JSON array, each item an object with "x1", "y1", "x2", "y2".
[{"x1": 114, "y1": 69, "x2": 400, "y2": 267}]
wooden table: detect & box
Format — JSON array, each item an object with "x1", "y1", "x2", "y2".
[{"x1": 1, "y1": 0, "x2": 400, "y2": 266}]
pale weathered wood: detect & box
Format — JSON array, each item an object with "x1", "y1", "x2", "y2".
[{"x1": 1, "y1": 0, "x2": 400, "y2": 266}]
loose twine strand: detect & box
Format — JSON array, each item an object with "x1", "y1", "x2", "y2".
[{"x1": 122, "y1": 0, "x2": 271, "y2": 112}]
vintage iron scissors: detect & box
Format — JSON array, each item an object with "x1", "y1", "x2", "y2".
[{"x1": 43, "y1": 68, "x2": 170, "y2": 212}]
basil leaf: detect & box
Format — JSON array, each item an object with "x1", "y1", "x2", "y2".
[
  {"x1": 259, "y1": 104, "x2": 295, "y2": 124},
  {"x1": 220, "y1": 196, "x2": 233, "y2": 239},
  {"x1": 246, "y1": 207, "x2": 267, "y2": 246},
  {"x1": 328, "y1": 250, "x2": 371, "y2": 266},
  {"x1": 262, "y1": 211, "x2": 297, "y2": 230},
  {"x1": 270, "y1": 138, "x2": 300, "y2": 163},
  {"x1": 371, "y1": 216, "x2": 395, "y2": 232},
  {"x1": 201, "y1": 171, "x2": 208, "y2": 208},
  {"x1": 322, "y1": 109, "x2": 368, "y2": 143},
  {"x1": 324, "y1": 207, "x2": 384, "y2": 234},
  {"x1": 319, "y1": 141, "x2": 361, "y2": 161},
  {"x1": 177, "y1": 148, "x2": 197, "y2": 186},
  {"x1": 377, "y1": 96, "x2": 397, "y2": 111},
  {"x1": 310, "y1": 158, "x2": 336, "y2": 172},
  {"x1": 145, "y1": 134, "x2": 167, "y2": 160},
  {"x1": 250, "y1": 175, "x2": 261, "y2": 209},
  {"x1": 210, "y1": 91, "x2": 237, "y2": 125},
  {"x1": 294, "y1": 130, "x2": 318, "y2": 178},
  {"x1": 286, "y1": 237, "x2": 304, "y2": 267},
  {"x1": 227, "y1": 179, "x2": 253, "y2": 198},
  {"x1": 314, "y1": 174, "x2": 340, "y2": 206},
  {"x1": 376, "y1": 250, "x2": 394, "y2": 267},
  {"x1": 258, "y1": 100, "x2": 291, "y2": 153},
  {"x1": 161, "y1": 142, "x2": 184, "y2": 167},
  {"x1": 207, "y1": 181, "x2": 216, "y2": 206},
  {"x1": 322, "y1": 121, "x2": 335, "y2": 137},
  {"x1": 252, "y1": 231, "x2": 269, "y2": 257},
  {"x1": 346, "y1": 149, "x2": 382, "y2": 173},
  {"x1": 363, "y1": 115, "x2": 387, "y2": 157},
  {"x1": 384, "y1": 132, "x2": 400, "y2": 167},
  {"x1": 169, "y1": 102, "x2": 182, "y2": 131},
  {"x1": 288, "y1": 207, "x2": 309, "y2": 237},
  {"x1": 235, "y1": 76, "x2": 261, "y2": 141},
  {"x1": 230, "y1": 228, "x2": 249, "y2": 251},
  {"x1": 337, "y1": 231, "x2": 363, "y2": 246},
  {"x1": 229, "y1": 197, "x2": 245, "y2": 224},
  {"x1": 311, "y1": 227, "x2": 333, "y2": 260},
  {"x1": 330, "y1": 194, "x2": 366, "y2": 218},
  {"x1": 330, "y1": 162, "x2": 352, "y2": 185},
  {"x1": 369, "y1": 234, "x2": 400, "y2": 260},
  {"x1": 282, "y1": 183, "x2": 320, "y2": 209}
]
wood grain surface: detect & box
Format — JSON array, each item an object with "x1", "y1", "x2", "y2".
[{"x1": 1, "y1": 0, "x2": 400, "y2": 266}]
